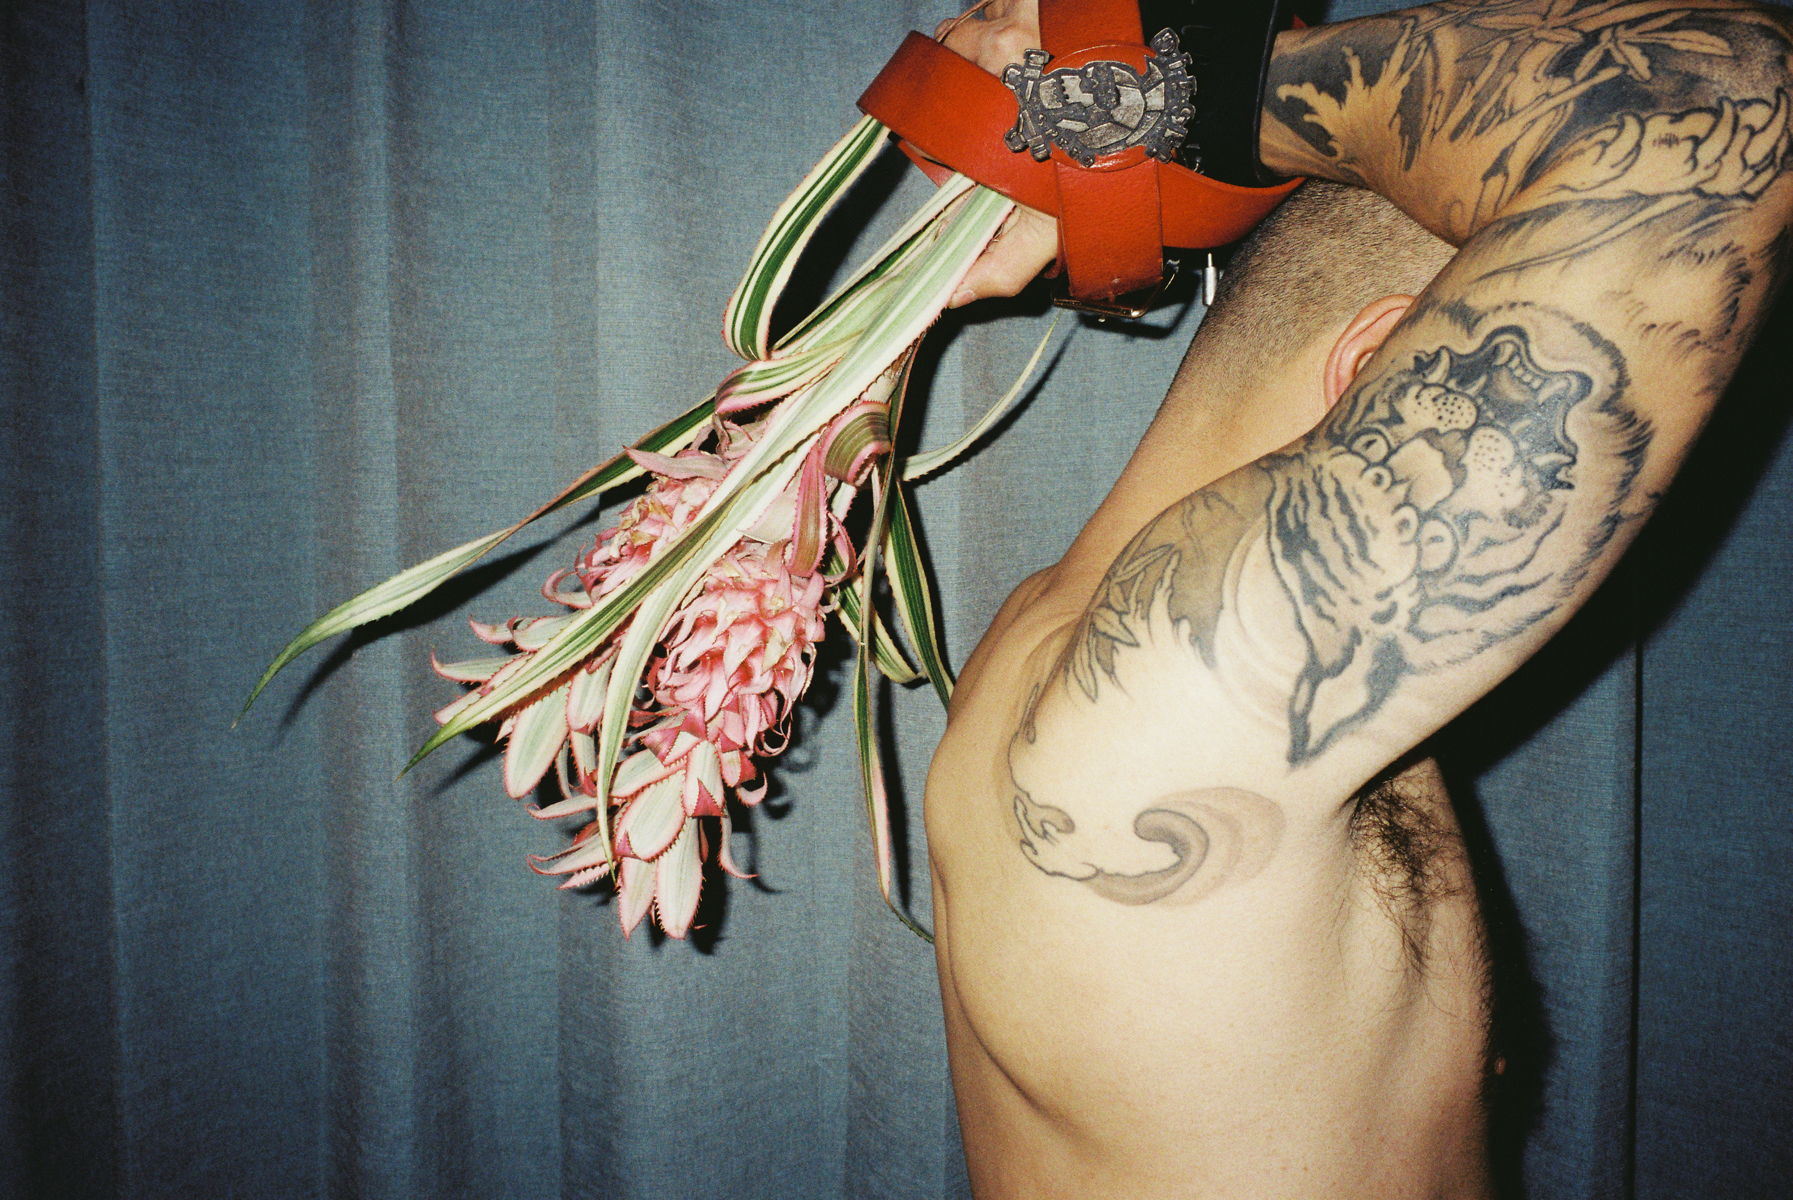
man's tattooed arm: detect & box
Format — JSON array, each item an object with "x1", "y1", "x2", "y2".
[
  {"x1": 1059, "y1": 305, "x2": 1641, "y2": 761},
  {"x1": 1262, "y1": 1, "x2": 1793, "y2": 256},
  {"x1": 1007, "y1": 2, "x2": 1793, "y2": 904}
]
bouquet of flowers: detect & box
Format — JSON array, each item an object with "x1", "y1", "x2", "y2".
[{"x1": 240, "y1": 115, "x2": 1054, "y2": 941}]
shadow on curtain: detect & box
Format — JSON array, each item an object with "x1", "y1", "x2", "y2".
[{"x1": 2, "y1": 1, "x2": 1788, "y2": 1197}]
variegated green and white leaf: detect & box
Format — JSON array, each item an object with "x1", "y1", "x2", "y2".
[
  {"x1": 695, "y1": 187, "x2": 1014, "y2": 574},
  {"x1": 776, "y1": 172, "x2": 978, "y2": 353},
  {"x1": 723, "y1": 115, "x2": 888, "y2": 361},
  {"x1": 884, "y1": 485, "x2": 953, "y2": 709},
  {"x1": 852, "y1": 460, "x2": 931, "y2": 943},
  {"x1": 237, "y1": 527, "x2": 514, "y2": 726},
  {"x1": 720, "y1": 187, "x2": 972, "y2": 414},
  {"x1": 829, "y1": 551, "x2": 921, "y2": 685},
  {"x1": 847, "y1": 343, "x2": 934, "y2": 939},
  {"x1": 239, "y1": 394, "x2": 717, "y2": 724},
  {"x1": 903, "y1": 311, "x2": 1063, "y2": 482},
  {"x1": 718, "y1": 335, "x2": 858, "y2": 415}
]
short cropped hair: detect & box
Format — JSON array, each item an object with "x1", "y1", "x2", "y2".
[{"x1": 1188, "y1": 181, "x2": 1455, "y2": 379}]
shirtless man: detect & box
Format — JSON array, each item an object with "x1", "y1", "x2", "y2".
[{"x1": 921, "y1": 2, "x2": 1793, "y2": 1195}]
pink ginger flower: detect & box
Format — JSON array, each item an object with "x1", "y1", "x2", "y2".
[
  {"x1": 567, "y1": 437, "x2": 738, "y2": 604},
  {"x1": 650, "y1": 546, "x2": 827, "y2": 765},
  {"x1": 433, "y1": 419, "x2": 841, "y2": 940}
]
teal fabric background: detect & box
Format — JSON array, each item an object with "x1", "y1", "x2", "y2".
[{"x1": 1, "y1": 1, "x2": 1787, "y2": 1196}]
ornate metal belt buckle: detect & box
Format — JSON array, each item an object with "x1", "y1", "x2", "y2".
[{"x1": 1001, "y1": 28, "x2": 1195, "y2": 168}]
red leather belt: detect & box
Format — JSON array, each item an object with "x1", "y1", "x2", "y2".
[{"x1": 859, "y1": 0, "x2": 1300, "y2": 310}]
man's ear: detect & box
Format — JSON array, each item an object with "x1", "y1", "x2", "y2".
[{"x1": 1322, "y1": 294, "x2": 1417, "y2": 412}]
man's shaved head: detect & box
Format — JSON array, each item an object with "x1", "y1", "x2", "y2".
[{"x1": 1178, "y1": 182, "x2": 1455, "y2": 389}]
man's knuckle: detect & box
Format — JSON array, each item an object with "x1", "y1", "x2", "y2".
[{"x1": 991, "y1": 28, "x2": 1034, "y2": 65}]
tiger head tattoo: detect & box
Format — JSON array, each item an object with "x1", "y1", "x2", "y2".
[{"x1": 1265, "y1": 311, "x2": 1647, "y2": 761}]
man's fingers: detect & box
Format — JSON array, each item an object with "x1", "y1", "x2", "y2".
[
  {"x1": 931, "y1": 2, "x2": 1053, "y2": 306},
  {"x1": 950, "y1": 207, "x2": 1060, "y2": 306},
  {"x1": 940, "y1": 0, "x2": 1039, "y2": 76}
]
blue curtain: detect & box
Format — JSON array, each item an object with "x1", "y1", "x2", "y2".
[{"x1": 1, "y1": 2, "x2": 1787, "y2": 1196}]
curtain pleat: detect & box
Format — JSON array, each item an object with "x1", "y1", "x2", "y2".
[
  {"x1": 1634, "y1": 310, "x2": 1793, "y2": 1195},
  {"x1": 2, "y1": 1, "x2": 1790, "y2": 1197},
  {"x1": 1, "y1": 2, "x2": 121, "y2": 1197}
]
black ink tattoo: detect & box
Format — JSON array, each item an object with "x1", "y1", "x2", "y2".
[
  {"x1": 1269, "y1": 310, "x2": 1646, "y2": 758},
  {"x1": 1011, "y1": 783, "x2": 1285, "y2": 906},
  {"x1": 1056, "y1": 305, "x2": 1647, "y2": 761},
  {"x1": 1067, "y1": 493, "x2": 1255, "y2": 702},
  {"x1": 1004, "y1": 3, "x2": 1793, "y2": 903},
  {"x1": 1266, "y1": 1, "x2": 1793, "y2": 253}
]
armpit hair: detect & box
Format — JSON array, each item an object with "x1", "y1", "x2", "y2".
[{"x1": 1348, "y1": 754, "x2": 1468, "y2": 971}]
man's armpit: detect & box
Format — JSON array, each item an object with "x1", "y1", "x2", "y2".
[{"x1": 1004, "y1": 301, "x2": 1650, "y2": 905}]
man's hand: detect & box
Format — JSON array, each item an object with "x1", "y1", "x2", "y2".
[{"x1": 936, "y1": 0, "x2": 1061, "y2": 306}]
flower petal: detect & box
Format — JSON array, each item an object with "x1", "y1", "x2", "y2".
[
  {"x1": 530, "y1": 790, "x2": 602, "y2": 820},
  {"x1": 569, "y1": 729, "x2": 597, "y2": 780},
  {"x1": 617, "y1": 857, "x2": 656, "y2": 939},
  {"x1": 511, "y1": 614, "x2": 574, "y2": 652},
  {"x1": 559, "y1": 863, "x2": 613, "y2": 889},
  {"x1": 469, "y1": 617, "x2": 516, "y2": 646},
  {"x1": 717, "y1": 811, "x2": 754, "y2": 879},
  {"x1": 528, "y1": 832, "x2": 612, "y2": 875},
  {"x1": 654, "y1": 818, "x2": 704, "y2": 938},
  {"x1": 683, "y1": 741, "x2": 726, "y2": 817},
  {"x1": 611, "y1": 749, "x2": 678, "y2": 798},
  {"x1": 614, "y1": 772, "x2": 685, "y2": 860},
  {"x1": 503, "y1": 681, "x2": 573, "y2": 799},
  {"x1": 541, "y1": 569, "x2": 593, "y2": 610},
  {"x1": 566, "y1": 657, "x2": 612, "y2": 734},
  {"x1": 627, "y1": 446, "x2": 727, "y2": 480},
  {"x1": 430, "y1": 650, "x2": 518, "y2": 683},
  {"x1": 434, "y1": 653, "x2": 532, "y2": 725}
]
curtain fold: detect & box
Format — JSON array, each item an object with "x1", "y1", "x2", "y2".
[
  {"x1": 2, "y1": 1, "x2": 1789, "y2": 1197},
  {"x1": 2, "y1": 2, "x2": 120, "y2": 1196}
]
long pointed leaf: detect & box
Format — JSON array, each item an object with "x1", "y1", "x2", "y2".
[
  {"x1": 851, "y1": 350, "x2": 932, "y2": 941},
  {"x1": 720, "y1": 195, "x2": 964, "y2": 413},
  {"x1": 776, "y1": 173, "x2": 978, "y2": 353},
  {"x1": 852, "y1": 531, "x2": 932, "y2": 943},
  {"x1": 718, "y1": 335, "x2": 858, "y2": 415},
  {"x1": 850, "y1": 594, "x2": 930, "y2": 943},
  {"x1": 902, "y1": 312, "x2": 1062, "y2": 482},
  {"x1": 532, "y1": 393, "x2": 717, "y2": 515},
  {"x1": 237, "y1": 527, "x2": 510, "y2": 725},
  {"x1": 884, "y1": 486, "x2": 953, "y2": 709},
  {"x1": 699, "y1": 186, "x2": 1015, "y2": 571},
  {"x1": 723, "y1": 115, "x2": 887, "y2": 361},
  {"x1": 237, "y1": 394, "x2": 715, "y2": 724},
  {"x1": 829, "y1": 552, "x2": 921, "y2": 684}
]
